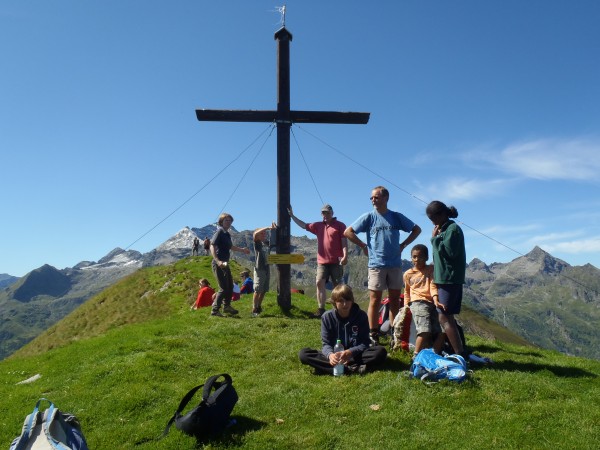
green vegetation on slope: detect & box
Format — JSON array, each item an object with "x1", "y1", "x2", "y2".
[{"x1": 1, "y1": 257, "x2": 599, "y2": 449}]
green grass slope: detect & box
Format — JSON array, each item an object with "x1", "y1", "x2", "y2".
[{"x1": 1, "y1": 257, "x2": 599, "y2": 449}]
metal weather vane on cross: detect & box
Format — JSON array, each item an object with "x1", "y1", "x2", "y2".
[{"x1": 195, "y1": 15, "x2": 370, "y2": 311}]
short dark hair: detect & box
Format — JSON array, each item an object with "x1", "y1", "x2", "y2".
[{"x1": 411, "y1": 244, "x2": 429, "y2": 260}]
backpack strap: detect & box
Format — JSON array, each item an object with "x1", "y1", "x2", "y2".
[
  {"x1": 202, "y1": 374, "x2": 232, "y2": 402},
  {"x1": 161, "y1": 374, "x2": 233, "y2": 439},
  {"x1": 11, "y1": 400, "x2": 43, "y2": 450},
  {"x1": 13, "y1": 399, "x2": 64, "y2": 450},
  {"x1": 161, "y1": 384, "x2": 203, "y2": 438},
  {"x1": 43, "y1": 401, "x2": 72, "y2": 450}
]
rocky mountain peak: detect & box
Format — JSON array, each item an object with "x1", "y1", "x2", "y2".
[
  {"x1": 156, "y1": 227, "x2": 197, "y2": 252},
  {"x1": 524, "y1": 246, "x2": 569, "y2": 275},
  {"x1": 468, "y1": 258, "x2": 492, "y2": 273},
  {"x1": 95, "y1": 248, "x2": 143, "y2": 269},
  {"x1": 191, "y1": 225, "x2": 218, "y2": 240}
]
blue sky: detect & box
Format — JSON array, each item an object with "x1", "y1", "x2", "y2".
[{"x1": 2, "y1": 1, "x2": 600, "y2": 277}]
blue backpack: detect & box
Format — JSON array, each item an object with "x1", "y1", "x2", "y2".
[
  {"x1": 9, "y1": 398, "x2": 88, "y2": 450},
  {"x1": 410, "y1": 349, "x2": 468, "y2": 383}
]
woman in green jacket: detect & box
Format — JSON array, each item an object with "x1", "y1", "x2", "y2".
[{"x1": 426, "y1": 200, "x2": 467, "y2": 358}]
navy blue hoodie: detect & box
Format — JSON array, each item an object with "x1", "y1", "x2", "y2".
[{"x1": 321, "y1": 302, "x2": 370, "y2": 359}]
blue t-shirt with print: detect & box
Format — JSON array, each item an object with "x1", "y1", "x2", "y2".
[{"x1": 351, "y1": 209, "x2": 415, "y2": 268}]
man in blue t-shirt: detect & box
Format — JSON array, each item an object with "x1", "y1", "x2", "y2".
[{"x1": 344, "y1": 186, "x2": 421, "y2": 346}]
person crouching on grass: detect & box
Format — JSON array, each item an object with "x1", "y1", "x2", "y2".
[
  {"x1": 403, "y1": 244, "x2": 444, "y2": 355},
  {"x1": 298, "y1": 284, "x2": 387, "y2": 375}
]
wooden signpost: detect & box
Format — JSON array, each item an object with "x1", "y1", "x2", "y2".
[{"x1": 268, "y1": 254, "x2": 305, "y2": 265}]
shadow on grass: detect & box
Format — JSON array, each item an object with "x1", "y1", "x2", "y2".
[
  {"x1": 470, "y1": 343, "x2": 545, "y2": 358},
  {"x1": 135, "y1": 417, "x2": 265, "y2": 447},
  {"x1": 193, "y1": 415, "x2": 266, "y2": 447},
  {"x1": 381, "y1": 356, "x2": 410, "y2": 372},
  {"x1": 487, "y1": 360, "x2": 598, "y2": 378}
]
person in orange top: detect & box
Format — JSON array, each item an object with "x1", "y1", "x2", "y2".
[
  {"x1": 191, "y1": 279, "x2": 216, "y2": 310},
  {"x1": 403, "y1": 244, "x2": 444, "y2": 354}
]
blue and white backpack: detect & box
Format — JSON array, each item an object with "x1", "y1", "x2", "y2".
[
  {"x1": 9, "y1": 398, "x2": 88, "y2": 450},
  {"x1": 410, "y1": 348, "x2": 468, "y2": 383}
]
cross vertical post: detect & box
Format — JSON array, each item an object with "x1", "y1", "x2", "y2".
[
  {"x1": 275, "y1": 27, "x2": 292, "y2": 310},
  {"x1": 195, "y1": 25, "x2": 369, "y2": 311}
]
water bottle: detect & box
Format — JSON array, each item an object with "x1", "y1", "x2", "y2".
[{"x1": 333, "y1": 339, "x2": 344, "y2": 376}]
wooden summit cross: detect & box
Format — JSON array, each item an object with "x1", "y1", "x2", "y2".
[{"x1": 196, "y1": 23, "x2": 370, "y2": 311}]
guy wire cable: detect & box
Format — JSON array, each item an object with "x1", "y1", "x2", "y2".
[
  {"x1": 291, "y1": 126, "x2": 325, "y2": 206},
  {"x1": 125, "y1": 122, "x2": 276, "y2": 250},
  {"x1": 295, "y1": 124, "x2": 598, "y2": 295},
  {"x1": 216, "y1": 123, "x2": 277, "y2": 219},
  {"x1": 296, "y1": 124, "x2": 424, "y2": 205}
]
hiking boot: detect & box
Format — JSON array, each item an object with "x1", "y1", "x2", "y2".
[
  {"x1": 223, "y1": 305, "x2": 239, "y2": 315},
  {"x1": 348, "y1": 364, "x2": 368, "y2": 375},
  {"x1": 211, "y1": 310, "x2": 224, "y2": 317},
  {"x1": 369, "y1": 332, "x2": 380, "y2": 347},
  {"x1": 310, "y1": 308, "x2": 326, "y2": 319}
]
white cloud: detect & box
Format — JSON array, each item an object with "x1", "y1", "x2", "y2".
[
  {"x1": 524, "y1": 230, "x2": 600, "y2": 254},
  {"x1": 525, "y1": 230, "x2": 585, "y2": 245},
  {"x1": 492, "y1": 137, "x2": 600, "y2": 181},
  {"x1": 541, "y1": 239, "x2": 600, "y2": 254},
  {"x1": 428, "y1": 177, "x2": 515, "y2": 201},
  {"x1": 478, "y1": 223, "x2": 541, "y2": 235}
]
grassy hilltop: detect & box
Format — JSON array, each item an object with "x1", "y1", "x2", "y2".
[{"x1": 1, "y1": 257, "x2": 599, "y2": 449}]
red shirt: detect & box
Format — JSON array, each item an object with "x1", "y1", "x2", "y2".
[
  {"x1": 306, "y1": 218, "x2": 347, "y2": 265},
  {"x1": 194, "y1": 286, "x2": 215, "y2": 308}
]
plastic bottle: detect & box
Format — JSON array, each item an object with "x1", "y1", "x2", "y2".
[{"x1": 333, "y1": 339, "x2": 344, "y2": 376}]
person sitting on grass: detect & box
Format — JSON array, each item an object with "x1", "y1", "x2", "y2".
[
  {"x1": 298, "y1": 284, "x2": 387, "y2": 375},
  {"x1": 240, "y1": 270, "x2": 254, "y2": 295},
  {"x1": 403, "y1": 244, "x2": 444, "y2": 355},
  {"x1": 191, "y1": 279, "x2": 216, "y2": 310}
]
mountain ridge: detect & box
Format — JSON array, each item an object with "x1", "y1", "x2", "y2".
[{"x1": 1, "y1": 226, "x2": 599, "y2": 361}]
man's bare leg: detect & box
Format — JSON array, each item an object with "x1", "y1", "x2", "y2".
[
  {"x1": 316, "y1": 278, "x2": 327, "y2": 310},
  {"x1": 387, "y1": 288, "x2": 402, "y2": 325}
]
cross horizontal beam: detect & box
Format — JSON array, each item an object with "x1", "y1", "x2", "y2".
[{"x1": 196, "y1": 109, "x2": 370, "y2": 124}]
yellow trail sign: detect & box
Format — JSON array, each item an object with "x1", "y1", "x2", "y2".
[{"x1": 268, "y1": 253, "x2": 305, "y2": 264}]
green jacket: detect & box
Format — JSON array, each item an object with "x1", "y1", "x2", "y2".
[{"x1": 430, "y1": 221, "x2": 466, "y2": 284}]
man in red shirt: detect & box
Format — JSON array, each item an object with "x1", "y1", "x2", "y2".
[{"x1": 289, "y1": 204, "x2": 348, "y2": 318}]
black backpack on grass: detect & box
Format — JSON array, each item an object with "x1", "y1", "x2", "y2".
[{"x1": 163, "y1": 373, "x2": 238, "y2": 440}]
